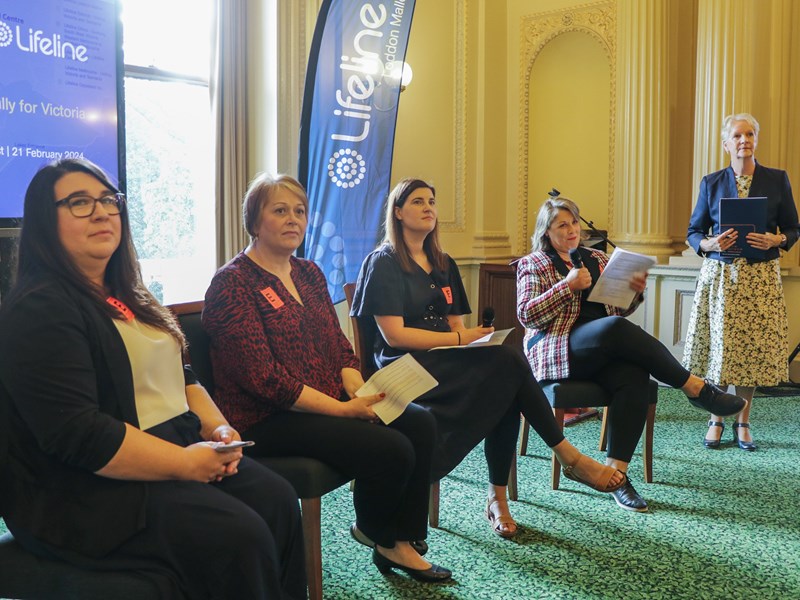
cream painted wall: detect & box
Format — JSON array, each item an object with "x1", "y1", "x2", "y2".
[
  {"x1": 391, "y1": 1, "x2": 457, "y2": 227},
  {"x1": 526, "y1": 31, "x2": 611, "y2": 237}
]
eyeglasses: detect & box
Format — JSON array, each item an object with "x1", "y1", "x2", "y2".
[{"x1": 54, "y1": 193, "x2": 126, "y2": 218}]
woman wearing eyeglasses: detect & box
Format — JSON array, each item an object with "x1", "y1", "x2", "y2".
[{"x1": 0, "y1": 159, "x2": 306, "y2": 599}]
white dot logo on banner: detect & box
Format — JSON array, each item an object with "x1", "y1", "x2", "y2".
[
  {"x1": 0, "y1": 23, "x2": 13, "y2": 47},
  {"x1": 327, "y1": 149, "x2": 366, "y2": 188}
]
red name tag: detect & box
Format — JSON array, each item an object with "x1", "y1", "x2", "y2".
[
  {"x1": 106, "y1": 296, "x2": 134, "y2": 321},
  {"x1": 441, "y1": 286, "x2": 453, "y2": 304},
  {"x1": 260, "y1": 287, "x2": 284, "y2": 309}
]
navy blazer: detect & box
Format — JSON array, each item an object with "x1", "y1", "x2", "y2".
[
  {"x1": 687, "y1": 163, "x2": 799, "y2": 263},
  {"x1": 0, "y1": 278, "x2": 190, "y2": 558}
]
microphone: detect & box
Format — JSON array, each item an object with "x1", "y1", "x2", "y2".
[
  {"x1": 568, "y1": 247, "x2": 583, "y2": 269},
  {"x1": 481, "y1": 307, "x2": 495, "y2": 328}
]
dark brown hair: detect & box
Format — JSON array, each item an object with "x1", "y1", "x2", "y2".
[
  {"x1": 382, "y1": 177, "x2": 447, "y2": 273},
  {"x1": 7, "y1": 158, "x2": 184, "y2": 345}
]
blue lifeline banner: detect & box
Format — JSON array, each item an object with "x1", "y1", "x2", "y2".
[{"x1": 298, "y1": 0, "x2": 416, "y2": 303}]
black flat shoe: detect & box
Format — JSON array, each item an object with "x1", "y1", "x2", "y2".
[
  {"x1": 349, "y1": 523, "x2": 428, "y2": 556},
  {"x1": 732, "y1": 422, "x2": 757, "y2": 451},
  {"x1": 687, "y1": 381, "x2": 746, "y2": 417},
  {"x1": 703, "y1": 420, "x2": 725, "y2": 449},
  {"x1": 610, "y1": 475, "x2": 648, "y2": 512},
  {"x1": 372, "y1": 548, "x2": 452, "y2": 583}
]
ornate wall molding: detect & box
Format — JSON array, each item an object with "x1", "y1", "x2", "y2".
[
  {"x1": 471, "y1": 231, "x2": 512, "y2": 251},
  {"x1": 440, "y1": 0, "x2": 467, "y2": 232},
  {"x1": 516, "y1": 1, "x2": 616, "y2": 254}
]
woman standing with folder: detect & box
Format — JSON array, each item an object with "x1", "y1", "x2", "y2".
[{"x1": 685, "y1": 113, "x2": 800, "y2": 450}]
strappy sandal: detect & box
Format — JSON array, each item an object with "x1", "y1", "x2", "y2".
[
  {"x1": 562, "y1": 455, "x2": 625, "y2": 492},
  {"x1": 485, "y1": 499, "x2": 518, "y2": 539}
]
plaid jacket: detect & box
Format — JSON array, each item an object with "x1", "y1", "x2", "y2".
[{"x1": 516, "y1": 249, "x2": 638, "y2": 381}]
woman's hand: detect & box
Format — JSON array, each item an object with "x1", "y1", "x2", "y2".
[
  {"x1": 457, "y1": 326, "x2": 494, "y2": 346},
  {"x1": 183, "y1": 442, "x2": 243, "y2": 483},
  {"x1": 208, "y1": 424, "x2": 243, "y2": 478},
  {"x1": 341, "y1": 367, "x2": 365, "y2": 399},
  {"x1": 565, "y1": 266, "x2": 592, "y2": 292},
  {"x1": 629, "y1": 272, "x2": 647, "y2": 294},
  {"x1": 341, "y1": 393, "x2": 383, "y2": 421},
  {"x1": 209, "y1": 424, "x2": 241, "y2": 444},
  {"x1": 746, "y1": 231, "x2": 782, "y2": 250},
  {"x1": 700, "y1": 228, "x2": 737, "y2": 253}
]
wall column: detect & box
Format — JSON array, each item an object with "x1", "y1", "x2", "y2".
[{"x1": 614, "y1": 0, "x2": 675, "y2": 261}]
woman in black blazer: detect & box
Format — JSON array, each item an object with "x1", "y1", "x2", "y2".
[
  {"x1": 0, "y1": 159, "x2": 306, "y2": 599},
  {"x1": 685, "y1": 113, "x2": 799, "y2": 451}
]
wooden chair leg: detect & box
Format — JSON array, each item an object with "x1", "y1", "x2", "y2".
[
  {"x1": 519, "y1": 416, "x2": 530, "y2": 455},
  {"x1": 599, "y1": 407, "x2": 610, "y2": 452},
  {"x1": 428, "y1": 480, "x2": 440, "y2": 528},
  {"x1": 300, "y1": 497, "x2": 323, "y2": 600},
  {"x1": 551, "y1": 408, "x2": 565, "y2": 490},
  {"x1": 508, "y1": 451, "x2": 518, "y2": 501},
  {"x1": 643, "y1": 403, "x2": 656, "y2": 483}
]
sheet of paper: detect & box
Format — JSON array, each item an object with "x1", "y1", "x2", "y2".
[
  {"x1": 355, "y1": 354, "x2": 438, "y2": 424},
  {"x1": 430, "y1": 328, "x2": 514, "y2": 350},
  {"x1": 586, "y1": 247, "x2": 655, "y2": 309}
]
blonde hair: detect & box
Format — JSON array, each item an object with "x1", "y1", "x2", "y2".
[
  {"x1": 531, "y1": 197, "x2": 582, "y2": 253},
  {"x1": 242, "y1": 173, "x2": 308, "y2": 241}
]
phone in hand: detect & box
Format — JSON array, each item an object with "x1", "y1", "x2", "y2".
[{"x1": 213, "y1": 440, "x2": 255, "y2": 452}]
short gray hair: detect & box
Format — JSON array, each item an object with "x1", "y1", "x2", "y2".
[
  {"x1": 531, "y1": 197, "x2": 582, "y2": 253},
  {"x1": 721, "y1": 113, "x2": 760, "y2": 143}
]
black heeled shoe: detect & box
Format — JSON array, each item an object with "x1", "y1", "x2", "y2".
[
  {"x1": 703, "y1": 420, "x2": 725, "y2": 449},
  {"x1": 349, "y1": 523, "x2": 428, "y2": 556},
  {"x1": 372, "y1": 548, "x2": 452, "y2": 583},
  {"x1": 732, "y1": 422, "x2": 757, "y2": 451}
]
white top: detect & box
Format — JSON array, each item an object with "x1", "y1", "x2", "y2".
[{"x1": 113, "y1": 318, "x2": 189, "y2": 431}]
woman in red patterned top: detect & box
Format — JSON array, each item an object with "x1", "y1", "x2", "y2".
[{"x1": 202, "y1": 174, "x2": 451, "y2": 583}]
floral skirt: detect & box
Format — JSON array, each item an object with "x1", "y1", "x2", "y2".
[{"x1": 683, "y1": 257, "x2": 788, "y2": 387}]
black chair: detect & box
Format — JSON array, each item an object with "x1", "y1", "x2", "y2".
[
  {"x1": 518, "y1": 379, "x2": 658, "y2": 489},
  {"x1": 168, "y1": 301, "x2": 348, "y2": 600},
  {"x1": 0, "y1": 531, "x2": 161, "y2": 600},
  {"x1": 342, "y1": 283, "x2": 518, "y2": 528}
]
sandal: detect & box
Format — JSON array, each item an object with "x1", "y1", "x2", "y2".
[
  {"x1": 562, "y1": 455, "x2": 625, "y2": 492},
  {"x1": 485, "y1": 499, "x2": 518, "y2": 539}
]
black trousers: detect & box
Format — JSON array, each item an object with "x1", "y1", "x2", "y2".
[
  {"x1": 8, "y1": 458, "x2": 307, "y2": 600},
  {"x1": 568, "y1": 315, "x2": 691, "y2": 462},
  {"x1": 244, "y1": 402, "x2": 436, "y2": 548},
  {"x1": 413, "y1": 345, "x2": 565, "y2": 486}
]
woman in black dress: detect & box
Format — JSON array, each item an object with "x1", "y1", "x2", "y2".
[{"x1": 351, "y1": 178, "x2": 627, "y2": 538}]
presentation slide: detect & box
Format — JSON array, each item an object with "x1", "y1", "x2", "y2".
[{"x1": 0, "y1": 0, "x2": 120, "y2": 221}]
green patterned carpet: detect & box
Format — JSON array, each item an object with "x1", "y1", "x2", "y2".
[
  {"x1": 2, "y1": 389, "x2": 799, "y2": 599},
  {"x1": 316, "y1": 389, "x2": 800, "y2": 599}
]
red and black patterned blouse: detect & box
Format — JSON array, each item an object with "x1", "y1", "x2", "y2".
[{"x1": 202, "y1": 253, "x2": 360, "y2": 432}]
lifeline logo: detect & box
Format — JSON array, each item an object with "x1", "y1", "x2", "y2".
[
  {"x1": 0, "y1": 20, "x2": 89, "y2": 62},
  {"x1": 327, "y1": 148, "x2": 366, "y2": 188}
]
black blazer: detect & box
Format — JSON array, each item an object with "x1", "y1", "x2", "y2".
[
  {"x1": 687, "y1": 163, "x2": 799, "y2": 263},
  {"x1": 0, "y1": 278, "x2": 148, "y2": 558}
]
